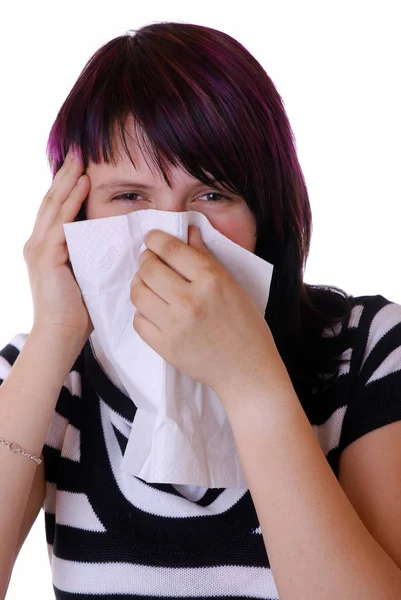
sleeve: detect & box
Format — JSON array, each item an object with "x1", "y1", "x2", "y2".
[{"x1": 339, "y1": 295, "x2": 401, "y2": 451}]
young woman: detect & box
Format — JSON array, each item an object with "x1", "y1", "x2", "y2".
[{"x1": 1, "y1": 21, "x2": 401, "y2": 600}]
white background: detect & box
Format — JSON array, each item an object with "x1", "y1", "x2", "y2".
[{"x1": 0, "y1": 0, "x2": 400, "y2": 597}]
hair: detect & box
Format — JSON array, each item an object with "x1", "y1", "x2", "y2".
[{"x1": 47, "y1": 21, "x2": 353, "y2": 400}]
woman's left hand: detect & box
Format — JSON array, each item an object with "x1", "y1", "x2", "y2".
[{"x1": 129, "y1": 225, "x2": 278, "y2": 398}]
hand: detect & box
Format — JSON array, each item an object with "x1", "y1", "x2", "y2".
[
  {"x1": 23, "y1": 149, "x2": 94, "y2": 345},
  {"x1": 129, "y1": 225, "x2": 277, "y2": 398}
]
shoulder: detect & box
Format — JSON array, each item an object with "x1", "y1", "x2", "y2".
[
  {"x1": 336, "y1": 294, "x2": 401, "y2": 451},
  {"x1": 345, "y1": 294, "x2": 401, "y2": 383},
  {"x1": 322, "y1": 294, "x2": 399, "y2": 339},
  {"x1": 322, "y1": 294, "x2": 401, "y2": 372},
  {"x1": 336, "y1": 297, "x2": 401, "y2": 570},
  {"x1": 349, "y1": 293, "x2": 401, "y2": 332},
  {"x1": 309, "y1": 294, "x2": 401, "y2": 464}
]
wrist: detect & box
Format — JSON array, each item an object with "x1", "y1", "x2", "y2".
[
  {"x1": 213, "y1": 359, "x2": 296, "y2": 419},
  {"x1": 29, "y1": 325, "x2": 87, "y2": 370},
  {"x1": 30, "y1": 323, "x2": 88, "y2": 350},
  {"x1": 212, "y1": 345, "x2": 286, "y2": 394}
]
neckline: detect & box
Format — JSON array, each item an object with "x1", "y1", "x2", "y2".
[
  {"x1": 84, "y1": 341, "x2": 136, "y2": 422},
  {"x1": 81, "y1": 341, "x2": 258, "y2": 554}
]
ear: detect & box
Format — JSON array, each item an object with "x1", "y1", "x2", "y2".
[{"x1": 188, "y1": 225, "x2": 210, "y2": 255}]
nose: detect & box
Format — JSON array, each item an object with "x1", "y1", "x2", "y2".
[{"x1": 148, "y1": 195, "x2": 194, "y2": 213}]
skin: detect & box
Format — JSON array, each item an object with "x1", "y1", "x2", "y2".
[
  {"x1": 81, "y1": 140, "x2": 401, "y2": 598},
  {"x1": 85, "y1": 146, "x2": 257, "y2": 253},
  {"x1": 84, "y1": 142, "x2": 273, "y2": 391}
]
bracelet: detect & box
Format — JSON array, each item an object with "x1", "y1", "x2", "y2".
[{"x1": 0, "y1": 436, "x2": 42, "y2": 465}]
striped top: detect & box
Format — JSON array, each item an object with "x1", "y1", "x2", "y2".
[{"x1": 1, "y1": 294, "x2": 401, "y2": 599}]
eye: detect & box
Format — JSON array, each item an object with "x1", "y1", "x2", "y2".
[
  {"x1": 112, "y1": 193, "x2": 144, "y2": 204},
  {"x1": 111, "y1": 191, "x2": 232, "y2": 204},
  {"x1": 197, "y1": 192, "x2": 231, "y2": 202}
]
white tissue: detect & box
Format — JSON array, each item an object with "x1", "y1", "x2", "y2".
[{"x1": 64, "y1": 210, "x2": 273, "y2": 488}]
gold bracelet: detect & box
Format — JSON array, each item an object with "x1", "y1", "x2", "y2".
[{"x1": 0, "y1": 436, "x2": 42, "y2": 465}]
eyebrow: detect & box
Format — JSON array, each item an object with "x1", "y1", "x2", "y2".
[
  {"x1": 94, "y1": 179, "x2": 156, "y2": 191},
  {"x1": 94, "y1": 177, "x2": 222, "y2": 192}
]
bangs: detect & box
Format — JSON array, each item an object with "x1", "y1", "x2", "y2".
[{"x1": 46, "y1": 25, "x2": 262, "y2": 196}]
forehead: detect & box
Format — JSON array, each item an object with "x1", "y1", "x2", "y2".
[
  {"x1": 85, "y1": 144, "x2": 206, "y2": 190},
  {"x1": 86, "y1": 123, "x2": 216, "y2": 189}
]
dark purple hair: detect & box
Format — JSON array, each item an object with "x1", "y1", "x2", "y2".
[{"x1": 47, "y1": 22, "x2": 351, "y2": 396}]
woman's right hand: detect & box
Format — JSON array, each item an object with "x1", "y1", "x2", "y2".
[{"x1": 23, "y1": 149, "x2": 94, "y2": 345}]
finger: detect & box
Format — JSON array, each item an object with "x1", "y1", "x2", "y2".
[
  {"x1": 133, "y1": 310, "x2": 161, "y2": 352},
  {"x1": 144, "y1": 229, "x2": 215, "y2": 282},
  {"x1": 137, "y1": 249, "x2": 190, "y2": 305},
  {"x1": 37, "y1": 149, "x2": 83, "y2": 220},
  {"x1": 187, "y1": 225, "x2": 210, "y2": 256},
  {"x1": 130, "y1": 278, "x2": 167, "y2": 330},
  {"x1": 35, "y1": 174, "x2": 90, "y2": 252},
  {"x1": 51, "y1": 175, "x2": 91, "y2": 243},
  {"x1": 35, "y1": 172, "x2": 89, "y2": 244},
  {"x1": 38, "y1": 149, "x2": 79, "y2": 207},
  {"x1": 34, "y1": 149, "x2": 84, "y2": 232}
]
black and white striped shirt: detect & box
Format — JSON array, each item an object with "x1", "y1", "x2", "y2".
[{"x1": 1, "y1": 294, "x2": 401, "y2": 599}]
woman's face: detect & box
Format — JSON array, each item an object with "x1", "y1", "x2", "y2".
[{"x1": 84, "y1": 142, "x2": 257, "y2": 253}]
